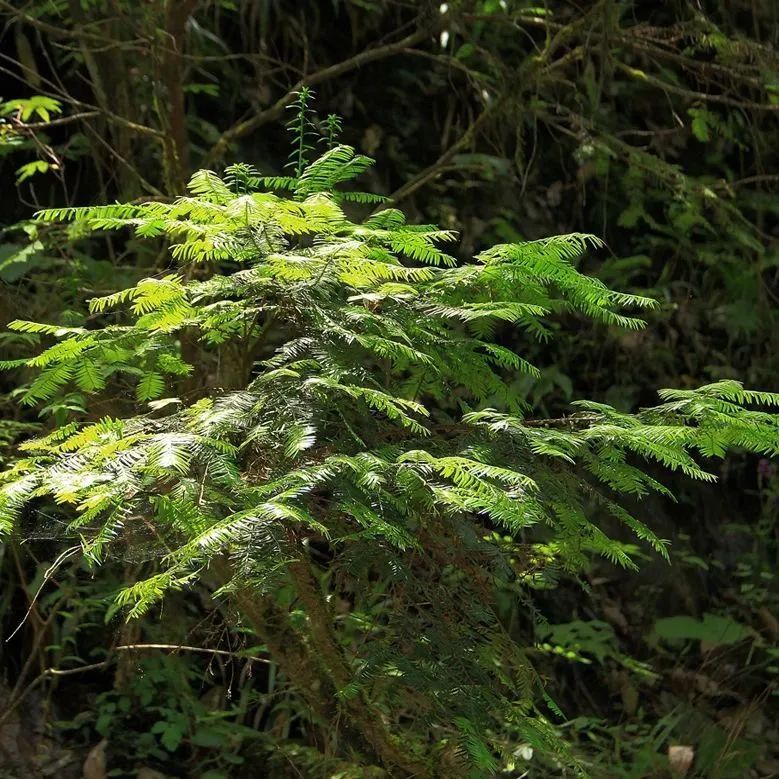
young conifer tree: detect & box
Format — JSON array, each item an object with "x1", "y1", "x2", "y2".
[{"x1": 1, "y1": 104, "x2": 778, "y2": 776}]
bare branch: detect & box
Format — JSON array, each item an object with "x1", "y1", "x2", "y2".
[
  {"x1": 203, "y1": 24, "x2": 435, "y2": 167},
  {"x1": 379, "y1": 96, "x2": 505, "y2": 209},
  {"x1": 616, "y1": 63, "x2": 779, "y2": 113},
  {"x1": 8, "y1": 110, "x2": 100, "y2": 130}
]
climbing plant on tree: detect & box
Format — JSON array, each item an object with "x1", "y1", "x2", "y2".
[{"x1": 1, "y1": 108, "x2": 778, "y2": 776}]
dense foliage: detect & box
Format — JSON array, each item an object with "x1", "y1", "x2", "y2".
[{"x1": 1, "y1": 2, "x2": 778, "y2": 778}]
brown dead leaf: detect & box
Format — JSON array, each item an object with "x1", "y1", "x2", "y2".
[
  {"x1": 620, "y1": 677, "x2": 639, "y2": 716},
  {"x1": 603, "y1": 604, "x2": 629, "y2": 631},
  {"x1": 361, "y1": 125, "x2": 384, "y2": 155},
  {"x1": 136, "y1": 769, "x2": 169, "y2": 779},
  {"x1": 757, "y1": 607, "x2": 779, "y2": 641},
  {"x1": 83, "y1": 739, "x2": 107, "y2": 779},
  {"x1": 668, "y1": 744, "x2": 694, "y2": 776}
]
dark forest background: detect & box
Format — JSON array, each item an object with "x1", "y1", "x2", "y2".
[{"x1": 0, "y1": 1, "x2": 778, "y2": 777}]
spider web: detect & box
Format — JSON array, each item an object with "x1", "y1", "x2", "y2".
[{"x1": 10, "y1": 507, "x2": 168, "y2": 564}]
